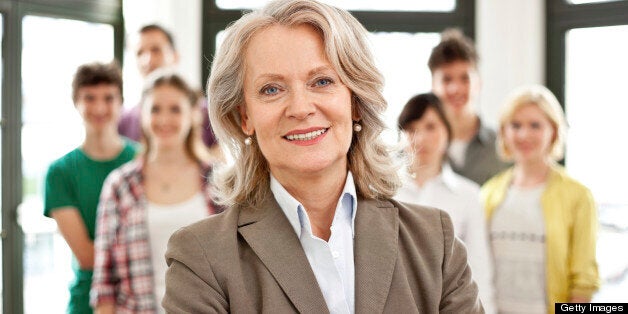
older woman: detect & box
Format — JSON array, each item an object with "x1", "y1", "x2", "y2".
[
  {"x1": 482, "y1": 85, "x2": 599, "y2": 313},
  {"x1": 163, "y1": 0, "x2": 482, "y2": 313}
]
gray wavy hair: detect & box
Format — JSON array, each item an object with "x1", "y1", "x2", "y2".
[{"x1": 208, "y1": 0, "x2": 401, "y2": 207}]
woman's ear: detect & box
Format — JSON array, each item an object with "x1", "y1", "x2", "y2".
[{"x1": 238, "y1": 105, "x2": 254, "y2": 135}]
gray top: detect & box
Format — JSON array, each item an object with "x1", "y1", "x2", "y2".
[{"x1": 448, "y1": 118, "x2": 510, "y2": 185}]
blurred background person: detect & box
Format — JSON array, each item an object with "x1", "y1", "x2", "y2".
[
  {"x1": 118, "y1": 24, "x2": 222, "y2": 159},
  {"x1": 395, "y1": 93, "x2": 495, "y2": 314},
  {"x1": 43, "y1": 62, "x2": 138, "y2": 314},
  {"x1": 91, "y1": 74, "x2": 221, "y2": 313},
  {"x1": 163, "y1": 0, "x2": 482, "y2": 312},
  {"x1": 429, "y1": 28, "x2": 509, "y2": 185},
  {"x1": 482, "y1": 85, "x2": 600, "y2": 313}
]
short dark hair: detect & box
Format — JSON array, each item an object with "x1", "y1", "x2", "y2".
[
  {"x1": 397, "y1": 93, "x2": 452, "y2": 144},
  {"x1": 139, "y1": 24, "x2": 176, "y2": 50},
  {"x1": 428, "y1": 28, "x2": 478, "y2": 73},
  {"x1": 72, "y1": 62, "x2": 123, "y2": 103}
]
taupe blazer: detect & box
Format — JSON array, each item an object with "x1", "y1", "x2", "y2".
[{"x1": 163, "y1": 192, "x2": 483, "y2": 313}]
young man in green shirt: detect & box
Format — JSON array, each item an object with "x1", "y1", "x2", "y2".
[{"x1": 44, "y1": 62, "x2": 137, "y2": 314}]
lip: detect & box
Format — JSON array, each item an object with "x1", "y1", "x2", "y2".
[
  {"x1": 283, "y1": 126, "x2": 328, "y2": 136},
  {"x1": 282, "y1": 126, "x2": 329, "y2": 146}
]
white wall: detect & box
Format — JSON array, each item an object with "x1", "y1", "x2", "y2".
[
  {"x1": 122, "y1": 0, "x2": 202, "y2": 106},
  {"x1": 476, "y1": 0, "x2": 545, "y2": 127}
]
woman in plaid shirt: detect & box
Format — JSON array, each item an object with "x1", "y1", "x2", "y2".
[{"x1": 90, "y1": 73, "x2": 221, "y2": 313}]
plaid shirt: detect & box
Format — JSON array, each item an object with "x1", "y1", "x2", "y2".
[{"x1": 90, "y1": 159, "x2": 221, "y2": 313}]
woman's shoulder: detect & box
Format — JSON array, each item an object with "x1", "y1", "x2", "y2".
[
  {"x1": 548, "y1": 166, "x2": 593, "y2": 197},
  {"x1": 388, "y1": 199, "x2": 454, "y2": 236},
  {"x1": 104, "y1": 158, "x2": 142, "y2": 185},
  {"x1": 173, "y1": 206, "x2": 240, "y2": 245}
]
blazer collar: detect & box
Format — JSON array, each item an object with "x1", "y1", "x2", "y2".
[
  {"x1": 237, "y1": 192, "x2": 330, "y2": 313},
  {"x1": 237, "y1": 193, "x2": 399, "y2": 314}
]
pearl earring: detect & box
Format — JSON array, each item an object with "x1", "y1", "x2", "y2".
[
  {"x1": 244, "y1": 137, "x2": 252, "y2": 145},
  {"x1": 353, "y1": 123, "x2": 362, "y2": 132}
]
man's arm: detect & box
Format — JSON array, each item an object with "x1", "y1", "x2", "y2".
[{"x1": 51, "y1": 207, "x2": 94, "y2": 269}]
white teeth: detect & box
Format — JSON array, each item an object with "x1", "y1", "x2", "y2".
[{"x1": 286, "y1": 128, "x2": 327, "y2": 141}]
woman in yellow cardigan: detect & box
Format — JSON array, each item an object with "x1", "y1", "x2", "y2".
[{"x1": 481, "y1": 85, "x2": 599, "y2": 314}]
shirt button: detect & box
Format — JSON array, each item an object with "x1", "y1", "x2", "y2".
[{"x1": 332, "y1": 251, "x2": 340, "y2": 258}]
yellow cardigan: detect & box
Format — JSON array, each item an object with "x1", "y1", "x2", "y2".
[{"x1": 481, "y1": 165, "x2": 600, "y2": 314}]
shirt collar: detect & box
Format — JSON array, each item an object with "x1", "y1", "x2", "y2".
[
  {"x1": 475, "y1": 118, "x2": 493, "y2": 145},
  {"x1": 439, "y1": 163, "x2": 461, "y2": 192},
  {"x1": 270, "y1": 171, "x2": 358, "y2": 237},
  {"x1": 402, "y1": 163, "x2": 460, "y2": 194}
]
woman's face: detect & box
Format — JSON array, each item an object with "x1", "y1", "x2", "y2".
[
  {"x1": 142, "y1": 84, "x2": 194, "y2": 150},
  {"x1": 503, "y1": 103, "x2": 555, "y2": 165},
  {"x1": 240, "y1": 24, "x2": 355, "y2": 180},
  {"x1": 403, "y1": 108, "x2": 449, "y2": 169}
]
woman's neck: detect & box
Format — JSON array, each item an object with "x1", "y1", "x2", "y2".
[
  {"x1": 146, "y1": 145, "x2": 194, "y2": 166},
  {"x1": 273, "y1": 164, "x2": 348, "y2": 241},
  {"x1": 512, "y1": 158, "x2": 551, "y2": 188},
  {"x1": 82, "y1": 128, "x2": 124, "y2": 160},
  {"x1": 448, "y1": 111, "x2": 479, "y2": 141}
]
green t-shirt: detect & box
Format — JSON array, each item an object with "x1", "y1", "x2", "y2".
[{"x1": 44, "y1": 140, "x2": 137, "y2": 314}]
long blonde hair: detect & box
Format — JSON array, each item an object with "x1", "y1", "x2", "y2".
[{"x1": 208, "y1": 0, "x2": 401, "y2": 207}]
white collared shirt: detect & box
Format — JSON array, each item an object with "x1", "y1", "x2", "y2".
[
  {"x1": 395, "y1": 164, "x2": 496, "y2": 314},
  {"x1": 271, "y1": 172, "x2": 357, "y2": 314}
]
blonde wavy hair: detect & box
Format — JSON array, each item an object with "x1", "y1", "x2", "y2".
[
  {"x1": 208, "y1": 0, "x2": 401, "y2": 208},
  {"x1": 497, "y1": 84, "x2": 567, "y2": 162}
]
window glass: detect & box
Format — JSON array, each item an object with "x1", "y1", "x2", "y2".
[
  {"x1": 216, "y1": 0, "x2": 455, "y2": 12},
  {"x1": 369, "y1": 32, "x2": 440, "y2": 143},
  {"x1": 565, "y1": 25, "x2": 628, "y2": 301},
  {"x1": 21, "y1": 15, "x2": 114, "y2": 313}
]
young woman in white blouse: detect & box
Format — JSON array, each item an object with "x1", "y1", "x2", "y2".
[
  {"x1": 395, "y1": 93, "x2": 496, "y2": 314},
  {"x1": 91, "y1": 73, "x2": 221, "y2": 313}
]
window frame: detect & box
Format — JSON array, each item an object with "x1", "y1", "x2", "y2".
[
  {"x1": 0, "y1": 1, "x2": 123, "y2": 313},
  {"x1": 546, "y1": 0, "x2": 628, "y2": 106},
  {"x1": 200, "y1": 0, "x2": 475, "y2": 89}
]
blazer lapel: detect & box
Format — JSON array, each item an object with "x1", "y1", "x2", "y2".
[
  {"x1": 237, "y1": 193, "x2": 329, "y2": 314},
  {"x1": 354, "y1": 198, "x2": 399, "y2": 313}
]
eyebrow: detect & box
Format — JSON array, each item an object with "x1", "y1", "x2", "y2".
[
  {"x1": 308, "y1": 65, "x2": 335, "y2": 76},
  {"x1": 254, "y1": 66, "x2": 336, "y2": 83}
]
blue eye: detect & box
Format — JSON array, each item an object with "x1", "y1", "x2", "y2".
[
  {"x1": 262, "y1": 86, "x2": 279, "y2": 95},
  {"x1": 315, "y1": 78, "x2": 333, "y2": 87}
]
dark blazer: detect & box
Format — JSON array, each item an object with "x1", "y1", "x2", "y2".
[{"x1": 163, "y1": 192, "x2": 483, "y2": 313}]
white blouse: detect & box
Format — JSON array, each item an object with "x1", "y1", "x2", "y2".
[{"x1": 147, "y1": 192, "x2": 208, "y2": 313}]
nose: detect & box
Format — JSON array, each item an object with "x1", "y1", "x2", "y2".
[
  {"x1": 446, "y1": 81, "x2": 461, "y2": 94},
  {"x1": 285, "y1": 87, "x2": 315, "y2": 120},
  {"x1": 92, "y1": 99, "x2": 108, "y2": 114},
  {"x1": 515, "y1": 125, "x2": 532, "y2": 139}
]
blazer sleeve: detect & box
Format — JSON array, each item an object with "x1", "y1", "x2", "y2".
[
  {"x1": 163, "y1": 227, "x2": 229, "y2": 313},
  {"x1": 569, "y1": 187, "x2": 600, "y2": 299},
  {"x1": 439, "y1": 210, "x2": 485, "y2": 314}
]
